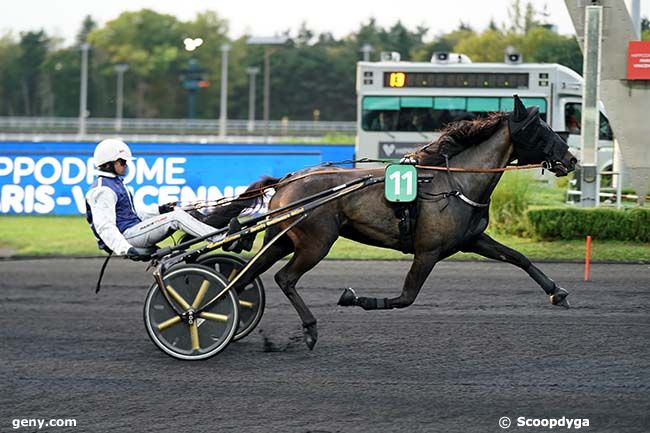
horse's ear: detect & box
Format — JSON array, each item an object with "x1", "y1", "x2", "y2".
[{"x1": 513, "y1": 95, "x2": 527, "y2": 122}]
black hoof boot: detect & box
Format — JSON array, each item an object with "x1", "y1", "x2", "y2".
[
  {"x1": 550, "y1": 287, "x2": 570, "y2": 309},
  {"x1": 303, "y1": 323, "x2": 318, "y2": 350},
  {"x1": 337, "y1": 288, "x2": 358, "y2": 307}
]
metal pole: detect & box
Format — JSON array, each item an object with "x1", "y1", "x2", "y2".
[
  {"x1": 219, "y1": 43, "x2": 230, "y2": 138},
  {"x1": 630, "y1": 0, "x2": 641, "y2": 39},
  {"x1": 79, "y1": 43, "x2": 90, "y2": 136},
  {"x1": 114, "y1": 64, "x2": 128, "y2": 132},
  {"x1": 263, "y1": 47, "x2": 271, "y2": 138},
  {"x1": 246, "y1": 67, "x2": 259, "y2": 132},
  {"x1": 361, "y1": 43, "x2": 373, "y2": 61},
  {"x1": 580, "y1": 6, "x2": 603, "y2": 208}
]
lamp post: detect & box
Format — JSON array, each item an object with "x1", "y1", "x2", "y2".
[
  {"x1": 360, "y1": 43, "x2": 373, "y2": 61},
  {"x1": 219, "y1": 43, "x2": 230, "y2": 138},
  {"x1": 114, "y1": 63, "x2": 129, "y2": 131},
  {"x1": 78, "y1": 43, "x2": 90, "y2": 136},
  {"x1": 247, "y1": 36, "x2": 288, "y2": 139},
  {"x1": 246, "y1": 66, "x2": 260, "y2": 132},
  {"x1": 182, "y1": 37, "x2": 205, "y2": 120}
]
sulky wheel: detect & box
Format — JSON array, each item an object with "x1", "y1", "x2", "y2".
[
  {"x1": 197, "y1": 254, "x2": 265, "y2": 341},
  {"x1": 143, "y1": 264, "x2": 239, "y2": 361}
]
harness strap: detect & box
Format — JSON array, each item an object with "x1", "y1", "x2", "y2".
[
  {"x1": 442, "y1": 154, "x2": 490, "y2": 208},
  {"x1": 450, "y1": 190, "x2": 490, "y2": 208},
  {"x1": 394, "y1": 201, "x2": 418, "y2": 254},
  {"x1": 95, "y1": 251, "x2": 113, "y2": 294}
]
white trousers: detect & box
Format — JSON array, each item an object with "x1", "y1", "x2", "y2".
[{"x1": 123, "y1": 209, "x2": 224, "y2": 248}]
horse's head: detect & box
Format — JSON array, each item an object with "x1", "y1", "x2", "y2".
[{"x1": 508, "y1": 95, "x2": 577, "y2": 177}]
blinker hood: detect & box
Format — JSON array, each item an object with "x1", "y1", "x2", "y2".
[
  {"x1": 508, "y1": 96, "x2": 551, "y2": 165},
  {"x1": 508, "y1": 94, "x2": 540, "y2": 136}
]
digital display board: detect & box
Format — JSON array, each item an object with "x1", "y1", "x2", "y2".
[{"x1": 384, "y1": 72, "x2": 529, "y2": 89}]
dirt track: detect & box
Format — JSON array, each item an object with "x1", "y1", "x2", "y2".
[{"x1": 1, "y1": 258, "x2": 649, "y2": 432}]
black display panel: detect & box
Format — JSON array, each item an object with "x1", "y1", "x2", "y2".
[{"x1": 384, "y1": 72, "x2": 529, "y2": 89}]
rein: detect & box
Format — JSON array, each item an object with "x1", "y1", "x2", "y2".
[{"x1": 178, "y1": 160, "x2": 542, "y2": 211}]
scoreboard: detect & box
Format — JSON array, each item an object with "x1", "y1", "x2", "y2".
[{"x1": 384, "y1": 71, "x2": 530, "y2": 89}]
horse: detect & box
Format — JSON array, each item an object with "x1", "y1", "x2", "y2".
[{"x1": 206, "y1": 96, "x2": 577, "y2": 350}]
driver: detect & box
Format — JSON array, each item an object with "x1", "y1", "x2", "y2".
[{"x1": 85, "y1": 139, "x2": 224, "y2": 260}]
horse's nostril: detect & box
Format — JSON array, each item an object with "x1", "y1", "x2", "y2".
[{"x1": 570, "y1": 158, "x2": 577, "y2": 165}]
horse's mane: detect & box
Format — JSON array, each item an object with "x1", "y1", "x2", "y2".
[{"x1": 414, "y1": 112, "x2": 510, "y2": 165}]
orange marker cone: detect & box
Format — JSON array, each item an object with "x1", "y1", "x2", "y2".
[{"x1": 584, "y1": 235, "x2": 592, "y2": 281}]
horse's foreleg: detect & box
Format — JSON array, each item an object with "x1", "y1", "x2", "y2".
[
  {"x1": 274, "y1": 240, "x2": 335, "y2": 350},
  {"x1": 461, "y1": 233, "x2": 570, "y2": 307},
  {"x1": 338, "y1": 251, "x2": 439, "y2": 310}
]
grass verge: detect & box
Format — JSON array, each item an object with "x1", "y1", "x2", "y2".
[{"x1": 1, "y1": 216, "x2": 648, "y2": 263}]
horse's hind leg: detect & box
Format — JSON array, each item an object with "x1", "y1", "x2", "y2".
[
  {"x1": 338, "y1": 250, "x2": 439, "y2": 310},
  {"x1": 274, "y1": 230, "x2": 337, "y2": 350},
  {"x1": 460, "y1": 233, "x2": 570, "y2": 308}
]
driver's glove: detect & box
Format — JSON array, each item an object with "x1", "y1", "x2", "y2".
[
  {"x1": 125, "y1": 247, "x2": 154, "y2": 261},
  {"x1": 158, "y1": 202, "x2": 176, "y2": 214}
]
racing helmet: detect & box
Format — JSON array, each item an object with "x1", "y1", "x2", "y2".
[{"x1": 93, "y1": 139, "x2": 135, "y2": 167}]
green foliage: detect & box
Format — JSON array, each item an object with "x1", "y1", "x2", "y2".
[
  {"x1": 488, "y1": 171, "x2": 533, "y2": 235},
  {"x1": 0, "y1": 6, "x2": 587, "y2": 119},
  {"x1": 0, "y1": 33, "x2": 22, "y2": 115},
  {"x1": 1, "y1": 215, "x2": 648, "y2": 262},
  {"x1": 527, "y1": 208, "x2": 650, "y2": 242},
  {"x1": 519, "y1": 27, "x2": 582, "y2": 74},
  {"x1": 412, "y1": 28, "x2": 475, "y2": 61}
]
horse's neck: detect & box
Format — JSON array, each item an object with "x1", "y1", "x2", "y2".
[{"x1": 446, "y1": 125, "x2": 512, "y2": 202}]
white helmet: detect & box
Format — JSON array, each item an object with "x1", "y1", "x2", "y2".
[{"x1": 93, "y1": 139, "x2": 135, "y2": 167}]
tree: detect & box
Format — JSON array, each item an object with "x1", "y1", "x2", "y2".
[
  {"x1": 411, "y1": 27, "x2": 475, "y2": 61},
  {"x1": 507, "y1": 0, "x2": 542, "y2": 34},
  {"x1": 87, "y1": 9, "x2": 187, "y2": 117},
  {"x1": 0, "y1": 33, "x2": 22, "y2": 115},
  {"x1": 43, "y1": 48, "x2": 81, "y2": 116},
  {"x1": 76, "y1": 15, "x2": 97, "y2": 47},
  {"x1": 17, "y1": 30, "x2": 50, "y2": 116},
  {"x1": 520, "y1": 27, "x2": 582, "y2": 73},
  {"x1": 454, "y1": 29, "x2": 517, "y2": 62}
]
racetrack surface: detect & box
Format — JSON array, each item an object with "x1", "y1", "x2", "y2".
[{"x1": 1, "y1": 258, "x2": 649, "y2": 433}]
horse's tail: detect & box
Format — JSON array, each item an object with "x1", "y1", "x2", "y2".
[{"x1": 199, "y1": 176, "x2": 280, "y2": 229}]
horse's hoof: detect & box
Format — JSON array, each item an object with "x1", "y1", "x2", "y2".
[
  {"x1": 550, "y1": 287, "x2": 570, "y2": 309},
  {"x1": 337, "y1": 288, "x2": 358, "y2": 307},
  {"x1": 303, "y1": 323, "x2": 318, "y2": 350}
]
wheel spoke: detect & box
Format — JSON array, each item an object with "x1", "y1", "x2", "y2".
[
  {"x1": 239, "y1": 300, "x2": 254, "y2": 309},
  {"x1": 199, "y1": 311, "x2": 229, "y2": 322},
  {"x1": 165, "y1": 284, "x2": 191, "y2": 310},
  {"x1": 191, "y1": 279, "x2": 211, "y2": 308},
  {"x1": 227, "y1": 268, "x2": 239, "y2": 281},
  {"x1": 190, "y1": 322, "x2": 200, "y2": 350},
  {"x1": 157, "y1": 315, "x2": 182, "y2": 331}
]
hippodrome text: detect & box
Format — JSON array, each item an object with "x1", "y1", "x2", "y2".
[{"x1": 0, "y1": 156, "x2": 248, "y2": 214}]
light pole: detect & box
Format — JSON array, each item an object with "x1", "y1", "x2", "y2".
[
  {"x1": 360, "y1": 43, "x2": 373, "y2": 61},
  {"x1": 78, "y1": 43, "x2": 90, "y2": 135},
  {"x1": 248, "y1": 36, "x2": 288, "y2": 139},
  {"x1": 182, "y1": 37, "x2": 205, "y2": 119},
  {"x1": 114, "y1": 63, "x2": 128, "y2": 131},
  {"x1": 219, "y1": 43, "x2": 230, "y2": 138},
  {"x1": 246, "y1": 67, "x2": 259, "y2": 132}
]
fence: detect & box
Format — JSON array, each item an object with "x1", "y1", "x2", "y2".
[{"x1": 0, "y1": 117, "x2": 357, "y2": 137}]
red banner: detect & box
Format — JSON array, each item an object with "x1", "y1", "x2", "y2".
[{"x1": 628, "y1": 41, "x2": 650, "y2": 80}]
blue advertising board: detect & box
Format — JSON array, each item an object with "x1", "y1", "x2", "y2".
[{"x1": 0, "y1": 141, "x2": 354, "y2": 215}]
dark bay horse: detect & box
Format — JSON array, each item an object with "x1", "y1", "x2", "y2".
[{"x1": 208, "y1": 96, "x2": 577, "y2": 350}]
